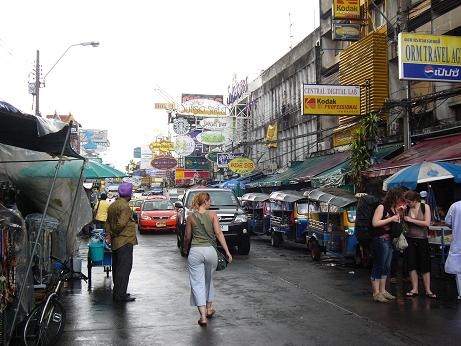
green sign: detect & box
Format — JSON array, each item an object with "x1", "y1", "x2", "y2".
[{"x1": 185, "y1": 156, "x2": 210, "y2": 170}]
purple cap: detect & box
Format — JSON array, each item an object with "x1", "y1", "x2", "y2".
[{"x1": 118, "y1": 183, "x2": 133, "y2": 197}]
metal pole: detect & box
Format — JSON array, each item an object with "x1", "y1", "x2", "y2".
[
  {"x1": 35, "y1": 50, "x2": 40, "y2": 117},
  {"x1": 404, "y1": 81, "x2": 412, "y2": 150},
  {"x1": 8, "y1": 124, "x2": 72, "y2": 345}
]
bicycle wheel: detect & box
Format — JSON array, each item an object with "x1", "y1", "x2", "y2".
[{"x1": 24, "y1": 298, "x2": 66, "y2": 346}]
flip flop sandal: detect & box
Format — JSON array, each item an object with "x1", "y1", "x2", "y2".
[
  {"x1": 425, "y1": 293, "x2": 437, "y2": 299},
  {"x1": 406, "y1": 291, "x2": 418, "y2": 297}
]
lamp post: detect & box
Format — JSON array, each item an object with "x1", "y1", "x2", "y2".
[{"x1": 33, "y1": 41, "x2": 99, "y2": 116}]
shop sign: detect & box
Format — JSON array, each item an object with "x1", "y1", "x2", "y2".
[
  {"x1": 199, "y1": 117, "x2": 232, "y2": 131},
  {"x1": 172, "y1": 118, "x2": 190, "y2": 135},
  {"x1": 177, "y1": 98, "x2": 227, "y2": 117},
  {"x1": 174, "y1": 135, "x2": 196, "y2": 156},
  {"x1": 149, "y1": 140, "x2": 174, "y2": 152},
  {"x1": 140, "y1": 146, "x2": 153, "y2": 170},
  {"x1": 332, "y1": 0, "x2": 360, "y2": 19},
  {"x1": 196, "y1": 131, "x2": 228, "y2": 146},
  {"x1": 332, "y1": 124, "x2": 359, "y2": 147},
  {"x1": 205, "y1": 151, "x2": 221, "y2": 163},
  {"x1": 228, "y1": 157, "x2": 256, "y2": 174},
  {"x1": 398, "y1": 33, "x2": 461, "y2": 83},
  {"x1": 227, "y1": 77, "x2": 248, "y2": 105},
  {"x1": 150, "y1": 156, "x2": 177, "y2": 170},
  {"x1": 175, "y1": 168, "x2": 210, "y2": 183},
  {"x1": 185, "y1": 156, "x2": 210, "y2": 170},
  {"x1": 302, "y1": 84, "x2": 361, "y2": 116},
  {"x1": 133, "y1": 147, "x2": 141, "y2": 158},
  {"x1": 332, "y1": 23, "x2": 361, "y2": 41},
  {"x1": 155, "y1": 102, "x2": 176, "y2": 110},
  {"x1": 217, "y1": 153, "x2": 245, "y2": 168},
  {"x1": 266, "y1": 122, "x2": 278, "y2": 148}
]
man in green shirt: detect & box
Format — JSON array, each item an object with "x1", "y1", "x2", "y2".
[{"x1": 106, "y1": 183, "x2": 138, "y2": 302}]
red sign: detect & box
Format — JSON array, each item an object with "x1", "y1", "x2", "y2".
[{"x1": 175, "y1": 170, "x2": 209, "y2": 185}]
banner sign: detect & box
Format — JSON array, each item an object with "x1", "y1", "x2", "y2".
[
  {"x1": 332, "y1": 23, "x2": 361, "y2": 41},
  {"x1": 398, "y1": 33, "x2": 461, "y2": 82},
  {"x1": 150, "y1": 156, "x2": 177, "y2": 170},
  {"x1": 177, "y1": 98, "x2": 227, "y2": 117},
  {"x1": 205, "y1": 151, "x2": 221, "y2": 163},
  {"x1": 196, "y1": 131, "x2": 229, "y2": 146},
  {"x1": 332, "y1": 0, "x2": 360, "y2": 19},
  {"x1": 174, "y1": 135, "x2": 196, "y2": 156},
  {"x1": 175, "y1": 168, "x2": 210, "y2": 185},
  {"x1": 217, "y1": 153, "x2": 245, "y2": 168},
  {"x1": 228, "y1": 157, "x2": 256, "y2": 174},
  {"x1": 199, "y1": 117, "x2": 232, "y2": 131},
  {"x1": 227, "y1": 77, "x2": 248, "y2": 105},
  {"x1": 133, "y1": 147, "x2": 141, "y2": 158},
  {"x1": 302, "y1": 84, "x2": 361, "y2": 116},
  {"x1": 172, "y1": 118, "x2": 190, "y2": 135},
  {"x1": 140, "y1": 146, "x2": 153, "y2": 169},
  {"x1": 185, "y1": 156, "x2": 210, "y2": 170},
  {"x1": 266, "y1": 122, "x2": 278, "y2": 148},
  {"x1": 155, "y1": 102, "x2": 175, "y2": 110},
  {"x1": 149, "y1": 140, "x2": 174, "y2": 152}
]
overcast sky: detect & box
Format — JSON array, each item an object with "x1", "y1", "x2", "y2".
[{"x1": 0, "y1": 0, "x2": 318, "y2": 170}]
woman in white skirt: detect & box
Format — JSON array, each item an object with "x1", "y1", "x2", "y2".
[{"x1": 182, "y1": 192, "x2": 233, "y2": 326}]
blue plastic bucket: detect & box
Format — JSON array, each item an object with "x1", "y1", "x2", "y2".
[{"x1": 89, "y1": 242, "x2": 104, "y2": 262}]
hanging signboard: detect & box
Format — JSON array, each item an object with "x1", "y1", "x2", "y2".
[
  {"x1": 185, "y1": 156, "x2": 211, "y2": 170},
  {"x1": 140, "y1": 146, "x2": 153, "y2": 169},
  {"x1": 172, "y1": 118, "x2": 190, "y2": 135},
  {"x1": 217, "y1": 153, "x2": 245, "y2": 168},
  {"x1": 205, "y1": 151, "x2": 221, "y2": 163},
  {"x1": 332, "y1": 0, "x2": 360, "y2": 19},
  {"x1": 155, "y1": 102, "x2": 175, "y2": 110},
  {"x1": 175, "y1": 168, "x2": 210, "y2": 185},
  {"x1": 228, "y1": 157, "x2": 256, "y2": 174},
  {"x1": 266, "y1": 122, "x2": 278, "y2": 148},
  {"x1": 150, "y1": 156, "x2": 177, "y2": 170},
  {"x1": 302, "y1": 84, "x2": 361, "y2": 116},
  {"x1": 332, "y1": 23, "x2": 361, "y2": 41},
  {"x1": 174, "y1": 135, "x2": 196, "y2": 156},
  {"x1": 195, "y1": 131, "x2": 228, "y2": 146},
  {"x1": 199, "y1": 117, "x2": 232, "y2": 131},
  {"x1": 177, "y1": 99, "x2": 227, "y2": 117},
  {"x1": 133, "y1": 147, "x2": 141, "y2": 158},
  {"x1": 149, "y1": 140, "x2": 174, "y2": 152},
  {"x1": 398, "y1": 33, "x2": 461, "y2": 83}
]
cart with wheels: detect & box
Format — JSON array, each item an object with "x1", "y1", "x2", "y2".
[{"x1": 87, "y1": 230, "x2": 112, "y2": 289}]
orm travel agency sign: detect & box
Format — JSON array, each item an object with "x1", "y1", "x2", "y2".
[
  {"x1": 398, "y1": 33, "x2": 461, "y2": 82},
  {"x1": 302, "y1": 84, "x2": 361, "y2": 116}
]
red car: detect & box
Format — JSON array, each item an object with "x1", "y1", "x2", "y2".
[{"x1": 138, "y1": 199, "x2": 177, "y2": 234}]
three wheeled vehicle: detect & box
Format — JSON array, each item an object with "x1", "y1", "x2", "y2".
[
  {"x1": 241, "y1": 193, "x2": 270, "y2": 236},
  {"x1": 268, "y1": 190, "x2": 310, "y2": 247},
  {"x1": 304, "y1": 188, "x2": 357, "y2": 261}
]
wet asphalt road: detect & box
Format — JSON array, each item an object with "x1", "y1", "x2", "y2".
[{"x1": 59, "y1": 232, "x2": 461, "y2": 346}]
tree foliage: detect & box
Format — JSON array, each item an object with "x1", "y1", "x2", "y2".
[{"x1": 125, "y1": 159, "x2": 140, "y2": 174}]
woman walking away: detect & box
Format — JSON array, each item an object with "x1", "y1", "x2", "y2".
[
  {"x1": 403, "y1": 190, "x2": 435, "y2": 299},
  {"x1": 94, "y1": 193, "x2": 110, "y2": 230},
  {"x1": 445, "y1": 200, "x2": 461, "y2": 300},
  {"x1": 183, "y1": 192, "x2": 233, "y2": 326},
  {"x1": 371, "y1": 188, "x2": 405, "y2": 303}
]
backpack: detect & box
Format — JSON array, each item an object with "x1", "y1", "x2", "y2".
[{"x1": 355, "y1": 195, "x2": 381, "y2": 246}]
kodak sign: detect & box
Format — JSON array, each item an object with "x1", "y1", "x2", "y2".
[
  {"x1": 333, "y1": 0, "x2": 360, "y2": 19},
  {"x1": 302, "y1": 84, "x2": 361, "y2": 116}
]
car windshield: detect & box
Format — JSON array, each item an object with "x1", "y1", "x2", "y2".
[
  {"x1": 186, "y1": 191, "x2": 238, "y2": 208},
  {"x1": 143, "y1": 201, "x2": 174, "y2": 211},
  {"x1": 135, "y1": 200, "x2": 143, "y2": 207}
]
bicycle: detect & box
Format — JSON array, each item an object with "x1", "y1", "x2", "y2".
[{"x1": 23, "y1": 255, "x2": 87, "y2": 346}]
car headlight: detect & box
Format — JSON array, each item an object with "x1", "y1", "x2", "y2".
[
  {"x1": 141, "y1": 215, "x2": 151, "y2": 220},
  {"x1": 170, "y1": 215, "x2": 176, "y2": 220},
  {"x1": 234, "y1": 215, "x2": 247, "y2": 223}
]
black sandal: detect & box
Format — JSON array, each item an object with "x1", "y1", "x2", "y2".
[
  {"x1": 406, "y1": 291, "x2": 418, "y2": 297},
  {"x1": 425, "y1": 293, "x2": 437, "y2": 299}
]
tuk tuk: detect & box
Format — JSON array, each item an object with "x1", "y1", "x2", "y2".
[
  {"x1": 241, "y1": 193, "x2": 270, "y2": 236},
  {"x1": 304, "y1": 188, "x2": 357, "y2": 261},
  {"x1": 268, "y1": 191, "x2": 310, "y2": 247}
]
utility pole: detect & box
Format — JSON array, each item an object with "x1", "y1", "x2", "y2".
[
  {"x1": 402, "y1": 0, "x2": 412, "y2": 151},
  {"x1": 35, "y1": 50, "x2": 41, "y2": 117}
]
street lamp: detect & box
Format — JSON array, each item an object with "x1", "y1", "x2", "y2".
[{"x1": 32, "y1": 41, "x2": 100, "y2": 116}]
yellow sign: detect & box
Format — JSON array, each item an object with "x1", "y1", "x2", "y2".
[
  {"x1": 398, "y1": 33, "x2": 461, "y2": 82},
  {"x1": 332, "y1": 0, "x2": 360, "y2": 19},
  {"x1": 155, "y1": 103, "x2": 176, "y2": 109},
  {"x1": 266, "y1": 122, "x2": 278, "y2": 148},
  {"x1": 175, "y1": 168, "x2": 185, "y2": 180},
  {"x1": 228, "y1": 157, "x2": 256, "y2": 174},
  {"x1": 149, "y1": 141, "x2": 174, "y2": 152},
  {"x1": 303, "y1": 84, "x2": 361, "y2": 116},
  {"x1": 333, "y1": 124, "x2": 359, "y2": 147}
]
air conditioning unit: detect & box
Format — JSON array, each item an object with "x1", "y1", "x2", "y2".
[{"x1": 317, "y1": 142, "x2": 326, "y2": 151}]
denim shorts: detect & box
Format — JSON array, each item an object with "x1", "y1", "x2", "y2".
[{"x1": 371, "y1": 237, "x2": 393, "y2": 280}]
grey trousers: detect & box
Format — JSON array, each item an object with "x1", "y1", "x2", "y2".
[
  {"x1": 187, "y1": 246, "x2": 218, "y2": 306},
  {"x1": 112, "y1": 243, "x2": 133, "y2": 300}
]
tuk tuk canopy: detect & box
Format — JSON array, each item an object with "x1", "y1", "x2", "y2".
[
  {"x1": 269, "y1": 190, "x2": 306, "y2": 203},
  {"x1": 241, "y1": 193, "x2": 270, "y2": 202},
  {"x1": 304, "y1": 187, "x2": 357, "y2": 208}
]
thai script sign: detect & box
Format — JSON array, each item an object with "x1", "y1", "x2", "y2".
[
  {"x1": 185, "y1": 156, "x2": 210, "y2": 171},
  {"x1": 172, "y1": 118, "x2": 190, "y2": 135},
  {"x1": 149, "y1": 140, "x2": 174, "y2": 152},
  {"x1": 177, "y1": 99, "x2": 227, "y2": 117},
  {"x1": 332, "y1": 23, "x2": 361, "y2": 41},
  {"x1": 154, "y1": 102, "x2": 175, "y2": 110},
  {"x1": 217, "y1": 153, "x2": 245, "y2": 168},
  {"x1": 332, "y1": 0, "x2": 360, "y2": 19},
  {"x1": 398, "y1": 33, "x2": 461, "y2": 82},
  {"x1": 150, "y1": 156, "x2": 177, "y2": 170},
  {"x1": 199, "y1": 117, "x2": 232, "y2": 131},
  {"x1": 181, "y1": 94, "x2": 223, "y2": 104},
  {"x1": 174, "y1": 135, "x2": 196, "y2": 156},
  {"x1": 266, "y1": 123, "x2": 278, "y2": 148},
  {"x1": 227, "y1": 77, "x2": 248, "y2": 105},
  {"x1": 196, "y1": 131, "x2": 229, "y2": 146},
  {"x1": 228, "y1": 157, "x2": 256, "y2": 174},
  {"x1": 302, "y1": 84, "x2": 361, "y2": 116}
]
